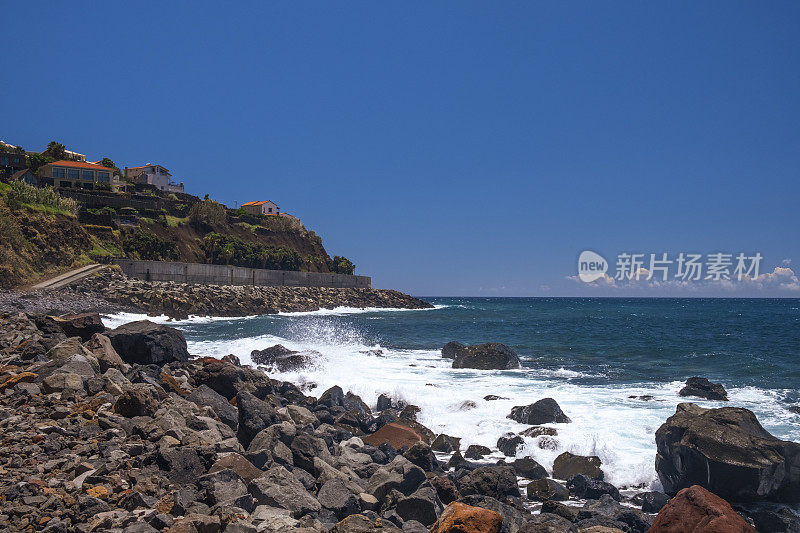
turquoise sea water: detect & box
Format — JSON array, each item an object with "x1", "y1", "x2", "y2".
[{"x1": 106, "y1": 297, "x2": 800, "y2": 488}]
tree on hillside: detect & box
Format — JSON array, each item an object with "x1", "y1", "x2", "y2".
[
  {"x1": 43, "y1": 141, "x2": 66, "y2": 160},
  {"x1": 101, "y1": 157, "x2": 123, "y2": 177},
  {"x1": 328, "y1": 256, "x2": 355, "y2": 275},
  {"x1": 189, "y1": 199, "x2": 226, "y2": 230},
  {"x1": 26, "y1": 152, "x2": 53, "y2": 172}
]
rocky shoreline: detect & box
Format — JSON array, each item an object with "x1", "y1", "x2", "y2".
[
  {"x1": 0, "y1": 313, "x2": 797, "y2": 532},
  {"x1": 0, "y1": 268, "x2": 433, "y2": 319}
]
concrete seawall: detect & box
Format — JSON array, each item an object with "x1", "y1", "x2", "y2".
[{"x1": 113, "y1": 259, "x2": 371, "y2": 288}]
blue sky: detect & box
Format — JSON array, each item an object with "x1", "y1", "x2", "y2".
[{"x1": 3, "y1": 2, "x2": 799, "y2": 296}]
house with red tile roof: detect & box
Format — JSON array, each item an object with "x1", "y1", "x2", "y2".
[
  {"x1": 241, "y1": 200, "x2": 279, "y2": 216},
  {"x1": 37, "y1": 160, "x2": 120, "y2": 191}
]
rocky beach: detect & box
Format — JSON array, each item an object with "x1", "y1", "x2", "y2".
[
  {"x1": 0, "y1": 268, "x2": 433, "y2": 319},
  {"x1": 0, "y1": 308, "x2": 798, "y2": 532}
]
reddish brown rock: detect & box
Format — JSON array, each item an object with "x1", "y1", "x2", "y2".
[
  {"x1": 430, "y1": 475, "x2": 461, "y2": 504},
  {"x1": 430, "y1": 502, "x2": 502, "y2": 533},
  {"x1": 362, "y1": 422, "x2": 422, "y2": 449},
  {"x1": 649, "y1": 485, "x2": 756, "y2": 533}
]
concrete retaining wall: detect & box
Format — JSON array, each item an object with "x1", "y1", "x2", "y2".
[{"x1": 113, "y1": 259, "x2": 371, "y2": 288}]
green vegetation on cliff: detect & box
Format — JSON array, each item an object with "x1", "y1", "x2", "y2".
[{"x1": 0, "y1": 181, "x2": 356, "y2": 288}]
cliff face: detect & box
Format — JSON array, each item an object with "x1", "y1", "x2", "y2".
[
  {"x1": 0, "y1": 197, "x2": 94, "y2": 288},
  {"x1": 0, "y1": 190, "x2": 339, "y2": 288}
]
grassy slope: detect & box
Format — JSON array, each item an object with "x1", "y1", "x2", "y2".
[{"x1": 0, "y1": 190, "x2": 335, "y2": 288}]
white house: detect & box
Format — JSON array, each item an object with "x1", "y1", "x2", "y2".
[
  {"x1": 124, "y1": 164, "x2": 184, "y2": 193},
  {"x1": 241, "y1": 200, "x2": 279, "y2": 216}
]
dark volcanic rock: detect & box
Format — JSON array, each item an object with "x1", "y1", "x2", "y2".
[
  {"x1": 236, "y1": 391, "x2": 281, "y2": 448},
  {"x1": 403, "y1": 441, "x2": 438, "y2": 472},
  {"x1": 497, "y1": 433, "x2": 524, "y2": 457},
  {"x1": 679, "y1": 376, "x2": 729, "y2": 401},
  {"x1": 525, "y1": 478, "x2": 568, "y2": 501},
  {"x1": 631, "y1": 491, "x2": 670, "y2": 513},
  {"x1": 655, "y1": 403, "x2": 800, "y2": 502},
  {"x1": 510, "y1": 457, "x2": 547, "y2": 480},
  {"x1": 430, "y1": 475, "x2": 461, "y2": 505},
  {"x1": 451, "y1": 343, "x2": 521, "y2": 370},
  {"x1": 396, "y1": 485, "x2": 443, "y2": 527},
  {"x1": 157, "y1": 447, "x2": 208, "y2": 485},
  {"x1": 441, "y1": 341, "x2": 466, "y2": 360},
  {"x1": 458, "y1": 466, "x2": 520, "y2": 500},
  {"x1": 507, "y1": 398, "x2": 570, "y2": 425},
  {"x1": 187, "y1": 384, "x2": 239, "y2": 431},
  {"x1": 464, "y1": 444, "x2": 492, "y2": 460},
  {"x1": 567, "y1": 474, "x2": 620, "y2": 501},
  {"x1": 56, "y1": 312, "x2": 105, "y2": 341},
  {"x1": 431, "y1": 433, "x2": 461, "y2": 453},
  {"x1": 108, "y1": 320, "x2": 189, "y2": 365},
  {"x1": 552, "y1": 452, "x2": 603, "y2": 481},
  {"x1": 250, "y1": 344, "x2": 316, "y2": 372}
]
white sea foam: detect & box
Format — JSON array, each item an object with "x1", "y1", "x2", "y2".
[{"x1": 103, "y1": 309, "x2": 800, "y2": 489}]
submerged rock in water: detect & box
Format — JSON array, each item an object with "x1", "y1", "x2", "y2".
[
  {"x1": 464, "y1": 445, "x2": 492, "y2": 460},
  {"x1": 552, "y1": 452, "x2": 603, "y2": 481},
  {"x1": 507, "y1": 398, "x2": 571, "y2": 425},
  {"x1": 250, "y1": 344, "x2": 318, "y2": 372},
  {"x1": 655, "y1": 403, "x2": 800, "y2": 502},
  {"x1": 496, "y1": 433, "x2": 524, "y2": 457},
  {"x1": 450, "y1": 342, "x2": 521, "y2": 370},
  {"x1": 649, "y1": 485, "x2": 756, "y2": 532},
  {"x1": 679, "y1": 376, "x2": 729, "y2": 401},
  {"x1": 441, "y1": 341, "x2": 466, "y2": 360}
]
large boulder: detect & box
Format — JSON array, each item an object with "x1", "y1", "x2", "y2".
[
  {"x1": 108, "y1": 320, "x2": 189, "y2": 365},
  {"x1": 497, "y1": 433, "x2": 524, "y2": 457},
  {"x1": 396, "y1": 484, "x2": 444, "y2": 526},
  {"x1": 187, "y1": 384, "x2": 239, "y2": 432},
  {"x1": 451, "y1": 343, "x2": 521, "y2": 370},
  {"x1": 525, "y1": 479, "x2": 568, "y2": 501},
  {"x1": 649, "y1": 485, "x2": 756, "y2": 532},
  {"x1": 250, "y1": 344, "x2": 317, "y2": 372},
  {"x1": 510, "y1": 457, "x2": 547, "y2": 480},
  {"x1": 363, "y1": 423, "x2": 422, "y2": 450},
  {"x1": 236, "y1": 392, "x2": 281, "y2": 448},
  {"x1": 552, "y1": 452, "x2": 603, "y2": 481},
  {"x1": 566, "y1": 474, "x2": 620, "y2": 501},
  {"x1": 441, "y1": 341, "x2": 466, "y2": 360},
  {"x1": 56, "y1": 312, "x2": 105, "y2": 341},
  {"x1": 247, "y1": 465, "x2": 322, "y2": 518},
  {"x1": 430, "y1": 502, "x2": 503, "y2": 533},
  {"x1": 458, "y1": 495, "x2": 526, "y2": 533},
  {"x1": 655, "y1": 403, "x2": 800, "y2": 502},
  {"x1": 507, "y1": 398, "x2": 570, "y2": 425},
  {"x1": 83, "y1": 333, "x2": 126, "y2": 372},
  {"x1": 679, "y1": 377, "x2": 729, "y2": 401},
  {"x1": 458, "y1": 466, "x2": 520, "y2": 500}
]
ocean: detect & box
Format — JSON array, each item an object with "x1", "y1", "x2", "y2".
[{"x1": 104, "y1": 297, "x2": 800, "y2": 490}]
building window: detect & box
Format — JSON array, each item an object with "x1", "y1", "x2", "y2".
[
  {"x1": 53, "y1": 167, "x2": 66, "y2": 178},
  {"x1": 59, "y1": 181, "x2": 71, "y2": 188},
  {"x1": 81, "y1": 182, "x2": 93, "y2": 190},
  {"x1": 97, "y1": 171, "x2": 110, "y2": 182},
  {"x1": 13, "y1": 157, "x2": 20, "y2": 164},
  {"x1": 0, "y1": 156, "x2": 8, "y2": 165},
  {"x1": 81, "y1": 170, "x2": 95, "y2": 181},
  {"x1": 67, "y1": 168, "x2": 79, "y2": 180},
  {"x1": 268, "y1": 207, "x2": 273, "y2": 213}
]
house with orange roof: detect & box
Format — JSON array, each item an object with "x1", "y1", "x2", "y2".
[
  {"x1": 241, "y1": 200, "x2": 279, "y2": 216},
  {"x1": 37, "y1": 160, "x2": 119, "y2": 191}
]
